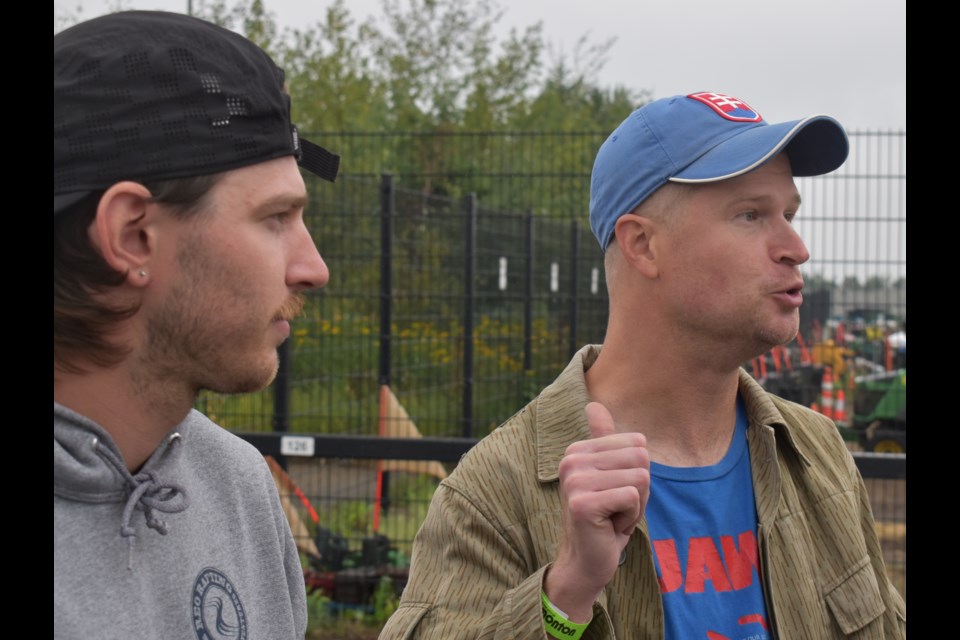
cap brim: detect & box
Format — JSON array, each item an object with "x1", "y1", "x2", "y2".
[{"x1": 671, "y1": 115, "x2": 849, "y2": 183}]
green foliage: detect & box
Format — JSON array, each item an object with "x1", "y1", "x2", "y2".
[
  {"x1": 863, "y1": 275, "x2": 890, "y2": 290},
  {"x1": 304, "y1": 589, "x2": 383, "y2": 638},
  {"x1": 372, "y1": 575, "x2": 399, "y2": 624},
  {"x1": 841, "y1": 275, "x2": 862, "y2": 290},
  {"x1": 805, "y1": 273, "x2": 838, "y2": 290},
  {"x1": 199, "y1": 0, "x2": 644, "y2": 184},
  {"x1": 282, "y1": 1, "x2": 389, "y2": 132},
  {"x1": 305, "y1": 590, "x2": 335, "y2": 633},
  {"x1": 330, "y1": 500, "x2": 373, "y2": 536}
]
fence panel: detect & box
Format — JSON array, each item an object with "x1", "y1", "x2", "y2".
[
  {"x1": 201, "y1": 129, "x2": 904, "y2": 609},
  {"x1": 243, "y1": 434, "x2": 906, "y2": 604}
]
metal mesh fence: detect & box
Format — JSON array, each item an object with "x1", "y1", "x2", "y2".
[
  {"x1": 272, "y1": 454, "x2": 905, "y2": 606},
  {"x1": 200, "y1": 129, "x2": 904, "y2": 604}
]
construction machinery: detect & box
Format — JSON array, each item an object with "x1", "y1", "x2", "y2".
[{"x1": 852, "y1": 369, "x2": 907, "y2": 453}]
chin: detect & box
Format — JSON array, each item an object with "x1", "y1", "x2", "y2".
[
  {"x1": 755, "y1": 328, "x2": 799, "y2": 354},
  {"x1": 201, "y1": 356, "x2": 280, "y2": 395}
]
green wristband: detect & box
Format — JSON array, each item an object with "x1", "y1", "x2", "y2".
[{"x1": 541, "y1": 591, "x2": 590, "y2": 640}]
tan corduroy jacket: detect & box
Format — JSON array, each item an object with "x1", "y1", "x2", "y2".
[{"x1": 380, "y1": 346, "x2": 906, "y2": 639}]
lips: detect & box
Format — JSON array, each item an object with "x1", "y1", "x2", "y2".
[{"x1": 772, "y1": 280, "x2": 804, "y2": 307}]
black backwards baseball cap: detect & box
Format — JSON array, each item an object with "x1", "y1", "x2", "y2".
[
  {"x1": 589, "y1": 91, "x2": 849, "y2": 250},
  {"x1": 54, "y1": 10, "x2": 340, "y2": 217}
]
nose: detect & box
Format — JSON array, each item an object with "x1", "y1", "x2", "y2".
[
  {"x1": 287, "y1": 220, "x2": 330, "y2": 291},
  {"x1": 774, "y1": 220, "x2": 810, "y2": 266}
]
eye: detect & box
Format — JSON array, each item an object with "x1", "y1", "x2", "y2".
[
  {"x1": 265, "y1": 211, "x2": 291, "y2": 228},
  {"x1": 737, "y1": 211, "x2": 759, "y2": 222}
]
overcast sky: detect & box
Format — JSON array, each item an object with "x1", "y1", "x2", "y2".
[{"x1": 55, "y1": 0, "x2": 905, "y2": 132}]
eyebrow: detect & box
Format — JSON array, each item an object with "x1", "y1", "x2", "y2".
[
  {"x1": 254, "y1": 192, "x2": 309, "y2": 214},
  {"x1": 731, "y1": 191, "x2": 802, "y2": 209}
]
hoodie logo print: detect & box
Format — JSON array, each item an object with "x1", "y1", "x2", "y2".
[{"x1": 192, "y1": 567, "x2": 247, "y2": 639}]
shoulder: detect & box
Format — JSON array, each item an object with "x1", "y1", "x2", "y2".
[
  {"x1": 175, "y1": 410, "x2": 275, "y2": 491},
  {"x1": 468, "y1": 401, "x2": 539, "y2": 463},
  {"x1": 447, "y1": 399, "x2": 539, "y2": 491},
  {"x1": 739, "y1": 370, "x2": 850, "y2": 457},
  {"x1": 178, "y1": 410, "x2": 264, "y2": 461},
  {"x1": 770, "y1": 395, "x2": 845, "y2": 443},
  {"x1": 440, "y1": 398, "x2": 548, "y2": 528},
  {"x1": 434, "y1": 345, "x2": 600, "y2": 525},
  {"x1": 740, "y1": 371, "x2": 859, "y2": 490},
  {"x1": 769, "y1": 395, "x2": 852, "y2": 461},
  {"x1": 761, "y1": 392, "x2": 862, "y2": 493}
]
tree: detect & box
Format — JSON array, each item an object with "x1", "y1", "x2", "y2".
[
  {"x1": 805, "y1": 273, "x2": 838, "y2": 290},
  {"x1": 280, "y1": 1, "x2": 387, "y2": 131},
  {"x1": 364, "y1": 0, "x2": 526, "y2": 129},
  {"x1": 841, "y1": 275, "x2": 862, "y2": 290}
]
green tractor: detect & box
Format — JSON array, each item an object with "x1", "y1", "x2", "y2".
[{"x1": 853, "y1": 369, "x2": 906, "y2": 453}]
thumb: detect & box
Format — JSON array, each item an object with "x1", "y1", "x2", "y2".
[{"x1": 585, "y1": 401, "x2": 617, "y2": 439}]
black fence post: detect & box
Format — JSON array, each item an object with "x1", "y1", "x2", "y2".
[
  {"x1": 271, "y1": 340, "x2": 290, "y2": 469},
  {"x1": 463, "y1": 193, "x2": 477, "y2": 438},
  {"x1": 569, "y1": 220, "x2": 580, "y2": 359},
  {"x1": 380, "y1": 173, "x2": 394, "y2": 387},
  {"x1": 379, "y1": 173, "x2": 394, "y2": 513},
  {"x1": 524, "y1": 209, "x2": 534, "y2": 372},
  {"x1": 273, "y1": 341, "x2": 291, "y2": 433}
]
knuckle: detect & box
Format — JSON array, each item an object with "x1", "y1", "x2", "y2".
[{"x1": 566, "y1": 493, "x2": 593, "y2": 517}]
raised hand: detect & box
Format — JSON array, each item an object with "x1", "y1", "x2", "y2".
[{"x1": 544, "y1": 402, "x2": 651, "y2": 622}]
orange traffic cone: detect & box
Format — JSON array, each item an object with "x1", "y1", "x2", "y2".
[
  {"x1": 820, "y1": 367, "x2": 835, "y2": 420},
  {"x1": 834, "y1": 389, "x2": 847, "y2": 425},
  {"x1": 796, "y1": 332, "x2": 812, "y2": 365}
]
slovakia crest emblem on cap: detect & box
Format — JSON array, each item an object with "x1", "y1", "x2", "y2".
[{"x1": 688, "y1": 92, "x2": 763, "y2": 122}]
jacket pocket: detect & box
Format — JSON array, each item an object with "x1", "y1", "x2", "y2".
[
  {"x1": 822, "y1": 557, "x2": 885, "y2": 634},
  {"x1": 378, "y1": 602, "x2": 432, "y2": 640}
]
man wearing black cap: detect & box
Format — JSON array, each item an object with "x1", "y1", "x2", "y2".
[
  {"x1": 54, "y1": 11, "x2": 340, "y2": 638},
  {"x1": 380, "y1": 93, "x2": 905, "y2": 638}
]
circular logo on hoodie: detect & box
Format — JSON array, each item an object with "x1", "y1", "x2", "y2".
[{"x1": 192, "y1": 567, "x2": 247, "y2": 640}]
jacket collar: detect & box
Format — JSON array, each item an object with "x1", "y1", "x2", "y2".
[
  {"x1": 535, "y1": 345, "x2": 598, "y2": 482},
  {"x1": 534, "y1": 345, "x2": 810, "y2": 482}
]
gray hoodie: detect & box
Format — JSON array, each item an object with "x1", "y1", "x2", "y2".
[{"x1": 54, "y1": 403, "x2": 307, "y2": 639}]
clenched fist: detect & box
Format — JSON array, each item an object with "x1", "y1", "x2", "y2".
[{"x1": 544, "y1": 402, "x2": 651, "y2": 622}]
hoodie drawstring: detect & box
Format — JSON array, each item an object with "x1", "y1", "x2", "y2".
[{"x1": 93, "y1": 436, "x2": 190, "y2": 570}]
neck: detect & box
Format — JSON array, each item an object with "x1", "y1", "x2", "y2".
[
  {"x1": 54, "y1": 361, "x2": 195, "y2": 472},
  {"x1": 585, "y1": 324, "x2": 743, "y2": 467}
]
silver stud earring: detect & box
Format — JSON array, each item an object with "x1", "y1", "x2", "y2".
[{"x1": 139, "y1": 270, "x2": 147, "y2": 277}]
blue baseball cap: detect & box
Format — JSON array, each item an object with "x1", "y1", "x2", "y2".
[{"x1": 589, "y1": 91, "x2": 849, "y2": 249}]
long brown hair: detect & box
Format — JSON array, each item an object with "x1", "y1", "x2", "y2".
[{"x1": 54, "y1": 174, "x2": 221, "y2": 373}]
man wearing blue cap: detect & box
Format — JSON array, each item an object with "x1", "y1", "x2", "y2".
[
  {"x1": 54, "y1": 11, "x2": 339, "y2": 639},
  {"x1": 380, "y1": 93, "x2": 905, "y2": 639}
]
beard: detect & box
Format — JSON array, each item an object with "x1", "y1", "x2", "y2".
[{"x1": 139, "y1": 239, "x2": 308, "y2": 397}]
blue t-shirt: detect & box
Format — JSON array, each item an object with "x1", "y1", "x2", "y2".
[{"x1": 645, "y1": 397, "x2": 771, "y2": 640}]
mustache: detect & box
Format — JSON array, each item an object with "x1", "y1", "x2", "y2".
[{"x1": 277, "y1": 294, "x2": 306, "y2": 322}]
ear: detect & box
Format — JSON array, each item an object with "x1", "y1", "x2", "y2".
[
  {"x1": 90, "y1": 182, "x2": 156, "y2": 287},
  {"x1": 613, "y1": 213, "x2": 660, "y2": 279}
]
